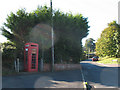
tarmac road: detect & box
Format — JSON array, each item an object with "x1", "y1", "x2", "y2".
[
  {"x1": 3, "y1": 59, "x2": 119, "y2": 89},
  {"x1": 2, "y1": 70, "x2": 84, "y2": 88},
  {"x1": 80, "y1": 59, "x2": 119, "y2": 89}
]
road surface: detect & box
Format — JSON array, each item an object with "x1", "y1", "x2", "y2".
[
  {"x1": 3, "y1": 59, "x2": 119, "y2": 89},
  {"x1": 2, "y1": 70, "x2": 84, "y2": 88},
  {"x1": 80, "y1": 59, "x2": 119, "y2": 88}
]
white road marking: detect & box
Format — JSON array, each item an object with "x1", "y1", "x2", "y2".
[{"x1": 80, "y1": 67, "x2": 87, "y2": 89}]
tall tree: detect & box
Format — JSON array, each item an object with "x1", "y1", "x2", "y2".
[
  {"x1": 96, "y1": 21, "x2": 120, "y2": 57},
  {"x1": 85, "y1": 38, "x2": 95, "y2": 52},
  {"x1": 1, "y1": 6, "x2": 89, "y2": 63},
  {"x1": 1, "y1": 8, "x2": 36, "y2": 59}
]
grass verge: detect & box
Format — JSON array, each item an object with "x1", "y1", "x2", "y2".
[{"x1": 97, "y1": 56, "x2": 120, "y2": 64}]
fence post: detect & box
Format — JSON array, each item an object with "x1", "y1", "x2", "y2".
[
  {"x1": 17, "y1": 58, "x2": 19, "y2": 72},
  {"x1": 14, "y1": 60, "x2": 17, "y2": 71},
  {"x1": 40, "y1": 58, "x2": 43, "y2": 72}
]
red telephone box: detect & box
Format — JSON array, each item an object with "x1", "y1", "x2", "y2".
[{"x1": 24, "y1": 43, "x2": 39, "y2": 72}]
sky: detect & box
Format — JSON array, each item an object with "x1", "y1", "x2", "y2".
[{"x1": 0, "y1": 0, "x2": 119, "y2": 46}]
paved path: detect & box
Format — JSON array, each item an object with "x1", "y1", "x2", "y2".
[
  {"x1": 2, "y1": 70, "x2": 84, "y2": 88},
  {"x1": 80, "y1": 59, "x2": 119, "y2": 88}
]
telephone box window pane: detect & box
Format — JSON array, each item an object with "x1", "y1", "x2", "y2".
[{"x1": 31, "y1": 54, "x2": 36, "y2": 69}]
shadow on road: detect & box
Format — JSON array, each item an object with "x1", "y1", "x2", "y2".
[
  {"x1": 80, "y1": 59, "x2": 119, "y2": 88},
  {"x1": 2, "y1": 70, "x2": 84, "y2": 88}
]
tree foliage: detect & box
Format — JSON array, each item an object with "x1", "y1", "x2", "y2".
[
  {"x1": 96, "y1": 21, "x2": 120, "y2": 57},
  {"x1": 1, "y1": 6, "x2": 89, "y2": 63},
  {"x1": 1, "y1": 41, "x2": 16, "y2": 61},
  {"x1": 85, "y1": 38, "x2": 95, "y2": 53}
]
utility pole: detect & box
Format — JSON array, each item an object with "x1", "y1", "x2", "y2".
[
  {"x1": 118, "y1": 1, "x2": 120, "y2": 24},
  {"x1": 50, "y1": 0, "x2": 54, "y2": 72},
  {"x1": 88, "y1": 48, "x2": 89, "y2": 59}
]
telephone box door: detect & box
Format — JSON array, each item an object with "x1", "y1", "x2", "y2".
[{"x1": 30, "y1": 47, "x2": 38, "y2": 72}]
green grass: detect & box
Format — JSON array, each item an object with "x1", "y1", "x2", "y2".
[{"x1": 97, "y1": 56, "x2": 120, "y2": 64}]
